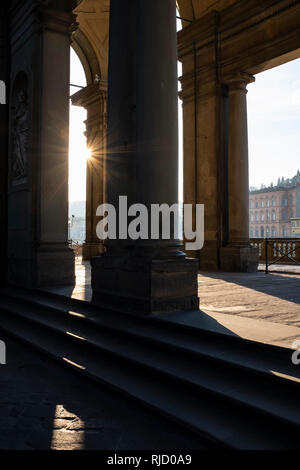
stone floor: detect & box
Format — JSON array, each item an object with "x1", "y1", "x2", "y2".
[
  {"x1": 48, "y1": 258, "x2": 300, "y2": 349},
  {"x1": 0, "y1": 334, "x2": 208, "y2": 450},
  {"x1": 198, "y1": 271, "x2": 300, "y2": 327},
  {"x1": 1, "y1": 260, "x2": 300, "y2": 449}
]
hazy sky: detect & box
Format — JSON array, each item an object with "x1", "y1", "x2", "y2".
[
  {"x1": 69, "y1": 49, "x2": 300, "y2": 202},
  {"x1": 69, "y1": 49, "x2": 87, "y2": 203},
  {"x1": 248, "y1": 58, "x2": 300, "y2": 189}
]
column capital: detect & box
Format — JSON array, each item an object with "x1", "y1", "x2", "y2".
[
  {"x1": 37, "y1": 5, "x2": 77, "y2": 36},
  {"x1": 71, "y1": 82, "x2": 108, "y2": 109},
  {"x1": 225, "y1": 72, "x2": 255, "y2": 94}
]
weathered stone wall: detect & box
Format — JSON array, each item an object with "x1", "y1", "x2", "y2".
[
  {"x1": 7, "y1": 0, "x2": 76, "y2": 287},
  {"x1": 0, "y1": 1, "x2": 9, "y2": 285}
]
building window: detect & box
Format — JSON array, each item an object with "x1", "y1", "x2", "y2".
[
  {"x1": 282, "y1": 199, "x2": 288, "y2": 206},
  {"x1": 256, "y1": 213, "x2": 259, "y2": 222},
  {"x1": 250, "y1": 229, "x2": 254, "y2": 238},
  {"x1": 255, "y1": 229, "x2": 259, "y2": 237},
  {"x1": 266, "y1": 199, "x2": 270, "y2": 208},
  {"x1": 272, "y1": 212, "x2": 276, "y2": 221},
  {"x1": 261, "y1": 214, "x2": 265, "y2": 222},
  {"x1": 272, "y1": 198, "x2": 276, "y2": 207},
  {"x1": 261, "y1": 226, "x2": 265, "y2": 238},
  {"x1": 250, "y1": 214, "x2": 254, "y2": 222},
  {"x1": 266, "y1": 211, "x2": 270, "y2": 221},
  {"x1": 261, "y1": 199, "x2": 264, "y2": 208},
  {"x1": 272, "y1": 227, "x2": 276, "y2": 238},
  {"x1": 282, "y1": 227, "x2": 287, "y2": 237},
  {"x1": 255, "y1": 200, "x2": 259, "y2": 208}
]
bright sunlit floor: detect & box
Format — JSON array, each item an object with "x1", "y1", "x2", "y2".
[{"x1": 45, "y1": 256, "x2": 300, "y2": 350}]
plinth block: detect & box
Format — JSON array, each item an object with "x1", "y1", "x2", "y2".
[
  {"x1": 220, "y1": 245, "x2": 259, "y2": 273},
  {"x1": 91, "y1": 253, "x2": 199, "y2": 315}
]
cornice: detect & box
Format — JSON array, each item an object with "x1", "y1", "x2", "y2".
[
  {"x1": 71, "y1": 82, "x2": 107, "y2": 108},
  {"x1": 178, "y1": 0, "x2": 300, "y2": 92}
]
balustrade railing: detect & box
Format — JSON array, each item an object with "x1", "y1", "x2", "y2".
[{"x1": 250, "y1": 238, "x2": 300, "y2": 273}]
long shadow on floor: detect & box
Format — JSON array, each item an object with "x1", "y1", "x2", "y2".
[
  {"x1": 0, "y1": 335, "x2": 212, "y2": 450},
  {"x1": 198, "y1": 271, "x2": 300, "y2": 306}
]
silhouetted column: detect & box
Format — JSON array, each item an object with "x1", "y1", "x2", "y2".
[
  {"x1": 72, "y1": 81, "x2": 108, "y2": 260},
  {"x1": 91, "y1": 0, "x2": 199, "y2": 314},
  {"x1": 0, "y1": 2, "x2": 8, "y2": 285},
  {"x1": 7, "y1": 3, "x2": 76, "y2": 287}
]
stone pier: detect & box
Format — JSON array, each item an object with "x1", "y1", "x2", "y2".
[
  {"x1": 7, "y1": 3, "x2": 76, "y2": 287},
  {"x1": 91, "y1": 0, "x2": 199, "y2": 314},
  {"x1": 71, "y1": 80, "x2": 107, "y2": 261},
  {"x1": 220, "y1": 73, "x2": 258, "y2": 272}
]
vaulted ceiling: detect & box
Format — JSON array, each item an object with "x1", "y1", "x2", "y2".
[
  {"x1": 177, "y1": 0, "x2": 237, "y2": 22},
  {"x1": 73, "y1": 0, "x2": 239, "y2": 81}
]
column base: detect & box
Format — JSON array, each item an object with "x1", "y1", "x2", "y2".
[
  {"x1": 197, "y1": 241, "x2": 220, "y2": 271},
  {"x1": 91, "y1": 252, "x2": 199, "y2": 315},
  {"x1": 82, "y1": 242, "x2": 104, "y2": 261},
  {"x1": 220, "y1": 244, "x2": 259, "y2": 272},
  {"x1": 185, "y1": 241, "x2": 220, "y2": 271},
  {"x1": 36, "y1": 244, "x2": 75, "y2": 287}
]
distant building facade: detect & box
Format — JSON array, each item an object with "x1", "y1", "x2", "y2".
[
  {"x1": 69, "y1": 216, "x2": 86, "y2": 243},
  {"x1": 291, "y1": 217, "x2": 300, "y2": 237},
  {"x1": 249, "y1": 172, "x2": 300, "y2": 238}
]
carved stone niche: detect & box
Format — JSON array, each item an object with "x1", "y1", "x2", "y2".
[{"x1": 10, "y1": 72, "x2": 29, "y2": 186}]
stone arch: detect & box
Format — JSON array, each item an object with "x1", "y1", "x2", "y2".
[
  {"x1": 177, "y1": 0, "x2": 237, "y2": 23},
  {"x1": 177, "y1": 0, "x2": 195, "y2": 22},
  {"x1": 72, "y1": 29, "x2": 101, "y2": 85}
]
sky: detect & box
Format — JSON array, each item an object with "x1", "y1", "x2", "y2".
[
  {"x1": 69, "y1": 49, "x2": 88, "y2": 203},
  {"x1": 247, "y1": 58, "x2": 300, "y2": 189},
  {"x1": 69, "y1": 48, "x2": 300, "y2": 203}
]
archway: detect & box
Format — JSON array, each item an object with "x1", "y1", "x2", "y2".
[
  {"x1": 69, "y1": 48, "x2": 88, "y2": 250},
  {"x1": 248, "y1": 58, "x2": 300, "y2": 241}
]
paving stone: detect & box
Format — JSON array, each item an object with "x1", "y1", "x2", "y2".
[{"x1": 0, "y1": 335, "x2": 208, "y2": 450}]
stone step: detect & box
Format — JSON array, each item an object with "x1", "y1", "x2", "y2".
[
  {"x1": 0, "y1": 294, "x2": 299, "y2": 449},
  {"x1": 1, "y1": 294, "x2": 300, "y2": 430},
  {"x1": 1, "y1": 286, "x2": 298, "y2": 383}
]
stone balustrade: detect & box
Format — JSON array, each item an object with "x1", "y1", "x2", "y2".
[{"x1": 250, "y1": 238, "x2": 300, "y2": 265}]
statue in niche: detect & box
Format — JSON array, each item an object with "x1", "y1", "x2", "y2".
[{"x1": 11, "y1": 89, "x2": 29, "y2": 183}]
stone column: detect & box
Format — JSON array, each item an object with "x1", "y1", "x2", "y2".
[
  {"x1": 220, "y1": 72, "x2": 258, "y2": 271},
  {"x1": 36, "y1": 7, "x2": 75, "y2": 286},
  {"x1": 178, "y1": 13, "x2": 225, "y2": 272},
  {"x1": 0, "y1": 1, "x2": 8, "y2": 285},
  {"x1": 91, "y1": 0, "x2": 199, "y2": 314},
  {"x1": 71, "y1": 81, "x2": 107, "y2": 260},
  {"x1": 7, "y1": 3, "x2": 76, "y2": 287},
  {"x1": 227, "y1": 73, "x2": 254, "y2": 244}
]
